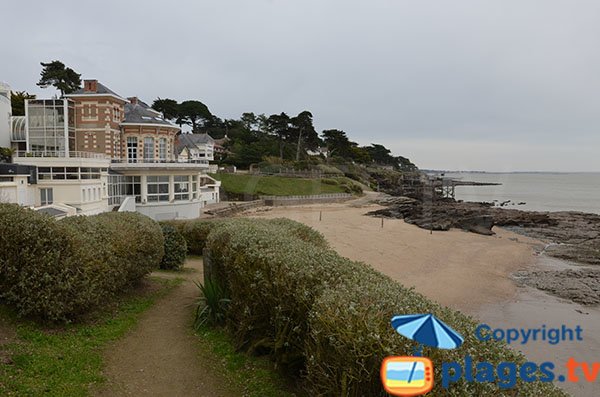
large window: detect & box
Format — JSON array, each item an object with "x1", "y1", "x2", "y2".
[
  {"x1": 159, "y1": 138, "x2": 167, "y2": 160},
  {"x1": 38, "y1": 166, "x2": 98, "y2": 180},
  {"x1": 40, "y1": 188, "x2": 53, "y2": 205},
  {"x1": 174, "y1": 175, "x2": 189, "y2": 201},
  {"x1": 147, "y1": 176, "x2": 169, "y2": 202},
  {"x1": 127, "y1": 137, "x2": 138, "y2": 163},
  {"x1": 27, "y1": 99, "x2": 74, "y2": 155},
  {"x1": 144, "y1": 137, "x2": 154, "y2": 161}
]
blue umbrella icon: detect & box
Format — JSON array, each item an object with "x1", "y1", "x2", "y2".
[{"x1": 391, "y1": 313, "x2": 464, "y2": 351}]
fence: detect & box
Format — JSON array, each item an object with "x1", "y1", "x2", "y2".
[{"x1": 261, "y1": 193, "x2": 353, "y2": 206}]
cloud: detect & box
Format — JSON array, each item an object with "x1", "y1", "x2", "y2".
[{"x1": 2, "y1": 0, "x2": 599, "y2": 171}]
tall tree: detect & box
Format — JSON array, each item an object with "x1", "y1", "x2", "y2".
[
  {"x1": 178, "y1": 100, "x2": 212, "y2": 131},
  {"x1": 291, "y1": 110, "x2": 319, "y2": 161},
  {"x1": 240, "y1": 112, "x2": 258, "y2": 131},
  {"x1": 322, "y1": 129, "x2": 354, "y2": 158},
  {"x1": 10, "y1": 91, "x2": 36, "y2": 116},
  {"x1": 151, "y1": 98, "x2": 179, "y2": 120},
  {"x1": 37, "y1": 60, "x2": 81, "y2": 95},
  {"x1": 365, "y1": 144, "x2": 396, "y2": 166},
  {"x1": 267, "y1": 112, "x2": 292, "y2": 159}
]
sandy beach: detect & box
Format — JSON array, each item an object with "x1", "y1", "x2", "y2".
[
  {"x1": 248, "y1": 199, "x2": 541, "y2": 312},
  {"x1": 245, "y1": 195, "x2": 600, "y2": 396}
]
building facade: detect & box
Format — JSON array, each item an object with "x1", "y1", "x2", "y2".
[{"x1": 1, "y1": 79, "x2": 220, "y2": 219}]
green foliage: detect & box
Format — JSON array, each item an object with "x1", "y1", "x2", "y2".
[
  {"x1": 159, "y1": 223, "x2": 188, "y2": 270},
  {"x1": 179, "y1": 100, "x2": 212, "y2": 131},
  {"x1": 0, "y1": 147, "x2": 13, "y2": 163},
  {"x1": 211, "y1": 173, "x2": 349, "y2": 197},
  {"x1": 10, "y1": 91, "x2": 36, "y2": 116},
  {"x1": 163, "y1": 219, "x2": 223, "y2": 255},
  {"x1": 36, "y1": 60, "x2": 81, "y2": 95},
  {"x1": 0, "y1": 205, "x2": 163, "y2": 321},
  {"x1": 0, "y1": 278, "x2": 179, "y2": 396},
  {"x1": 151, "y1": 97, "x2": 180, "y2": 121},
  {"x1": 194, "y1": 278, "x2": 230, "y2": 328},
  {"x1": 202, "y1": 218, "x2": 566, "y2": 396}
]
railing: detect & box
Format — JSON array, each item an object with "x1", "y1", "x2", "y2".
[
  {"x1": 111, "y1": 158, "x2": 209, "y2": 165},
  {"x1": 13, "y1": 151, "x2": 109, "y2": 159},
  {"x1": 259, "y1": 193, "x2": 352, "y2": 200}
]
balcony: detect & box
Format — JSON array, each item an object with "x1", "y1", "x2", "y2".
[
  {"x1": 110, "y1": 158, "x2": 209, "y2": 170},
  {"x1": 14, "y1": 151, "x2": 109, "y2": 159}
]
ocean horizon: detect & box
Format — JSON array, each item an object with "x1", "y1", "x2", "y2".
[{"x1": 439, "y1": 172, "x2": 600, "y2": 214}]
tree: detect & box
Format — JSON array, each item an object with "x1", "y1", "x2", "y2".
[
  {"x1": 152, "y1": 98, "x2": 179, "y2": 120},
  {"x1": 267, "y1": 113, "x2": 293, "y2": 159},
  {"x1": 322, "y1": 129, "x2": 355, "y2": 158},
  {"x1": 178, "y1": 100, "x2": 212, "y2": 131},
  {"x1": 290, "y1": 111, "x2": 320, "y2": 161},
  {"x1": 365, "y1": 144, "x2": 396, "y2": 166},
  {"x1": 37, "y1": 60, "x2": 81, "y2": 96},
  {"x1": 11, "y1": 91, "x2": 36, "y2": 116},
  {"x1": 240, "y1": 112, "x2": 258, "y2": 131}
]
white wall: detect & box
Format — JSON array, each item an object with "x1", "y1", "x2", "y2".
[
  {"x1": 136, "y1": 200, "x2": 202, "y2": 220},
  {"x1": 0, "y1": 82, "x2": 11, "y2": 148}
]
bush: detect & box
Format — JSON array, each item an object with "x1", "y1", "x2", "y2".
[
  {"x1": 203, "y1": 218, "x2": 566, "y2": 396},
  {"x1": 163, "y1": 219, "x2": 224, "y2": 255},
  {"x1": 0, "y1": 205, "x2": 163, "y2": 321},
  {"x1": 159, "y1": 223, "x2": 188, "y2": 270}
]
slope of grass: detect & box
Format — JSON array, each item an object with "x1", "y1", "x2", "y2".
[
  {"x1": 210, "y1": 173, "x2": 353, "y2": 197},
  {"x1": 0, "y1": 277, "x2": 181, "y2": 397}
]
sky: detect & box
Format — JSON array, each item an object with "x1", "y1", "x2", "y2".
[{"x1": 2, "y1": 0, "x2": 599, "y2": 172}]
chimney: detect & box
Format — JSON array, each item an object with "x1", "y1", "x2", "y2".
[
  {"x1": 84, "y1": 79, "x2": 98, "y2": 93},
  {"x1": 128, "y1": 97, "x2": 138, "y2": 105}
]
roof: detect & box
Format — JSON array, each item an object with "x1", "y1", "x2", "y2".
[
  {"x1": 176, "y1": 133, "x2": 215, "y2": 154},
  {"x1": 122, "y1": 102, "x2": 179, "y2": 128},
  {"x1": 36, "y1": 207, "x2": 67, "y2": 217},
  {"x1": 68, "y1": 81, "x2": 125, "y2": 100}
]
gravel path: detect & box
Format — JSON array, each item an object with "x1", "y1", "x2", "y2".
[{"x1": 95, "y1": 258, "x2": 239, "y2": 397}]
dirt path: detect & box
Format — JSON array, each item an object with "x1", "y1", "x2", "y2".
[{"x1": 95, "y1": 258, "x2": 238, "y2": 397}]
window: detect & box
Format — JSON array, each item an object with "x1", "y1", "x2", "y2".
[
  {"x1": 192, "y1": 179, "x2": 198, "y2": 199},
  {"x1": 40, "y1": 188, "x2": 53, "y2": 205},
  {"x1": 80, "y1": 168, "x2": 101, "y2": 180},
  {"x1": 159, "y1": 138, "x2": 167, "y2": 160},
  {"x1": 0, "y1": 177, "x2": 13, "y2": 182},
  {"x1": 174, "y1": 175, "x2": 189, "y2": 201},
  {"x1": 147, "y1": 176, "x2": 169, "y2": 202},
  {"x1": 144, "y1": 137, "x2": 154, "y2": 161},
  {"x1": 127, "y1": 137, "x2": 137, "y2": 163}
]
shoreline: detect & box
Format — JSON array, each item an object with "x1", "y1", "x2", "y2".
[{"x1": 243, "y1": 196, "x2": 599, "y2": 396}]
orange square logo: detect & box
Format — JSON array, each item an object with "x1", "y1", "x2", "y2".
[{"x1": 381, "y1": 356, "x2": 434, "y2": 396}]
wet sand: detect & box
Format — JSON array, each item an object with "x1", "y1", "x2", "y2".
[{"x1": 247, "y1": 198, "x2": 600, "y2": 396}]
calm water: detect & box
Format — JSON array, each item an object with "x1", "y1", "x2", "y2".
[{"x1": 441, "y1": 172, "x2": 600, "y2": 214}]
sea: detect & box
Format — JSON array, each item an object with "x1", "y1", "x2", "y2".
[{"x1": 439, "y1": 172, "x2": 600, "y2": 214}]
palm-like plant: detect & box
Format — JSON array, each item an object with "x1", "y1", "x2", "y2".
[{"x1": 194, "y1": 278, "x2": 230, "y2": 329}]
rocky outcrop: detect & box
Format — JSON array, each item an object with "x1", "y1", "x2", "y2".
[{"x1": 369, "y1": 197, "x2": 600, "y2": 265}]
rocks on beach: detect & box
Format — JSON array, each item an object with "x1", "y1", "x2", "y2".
[{"x1": 368, "y1": 195, "x2": 600, "y2": 305}]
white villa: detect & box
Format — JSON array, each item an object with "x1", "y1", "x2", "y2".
[{"x1": 0, "y1": 80, "x2": 220, "y2": 220}]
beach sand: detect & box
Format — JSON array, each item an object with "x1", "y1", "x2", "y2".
[
  {"x1": 248, "y1": 201, "x2": 541, "y2": 312},
  {"x1": 246, "y1": 196, "x2": 600, "y2": 396}
]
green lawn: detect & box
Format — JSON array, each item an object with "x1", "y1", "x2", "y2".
[
  {"x1": 0, "y1": 277, "x2": 181, "y2": 397},
  {"x1": 195, "y1": 325, "x2": 298, "y2": 397},
  {"x1": 210, "y1": 173, "x2": 355, "y2": 197}
]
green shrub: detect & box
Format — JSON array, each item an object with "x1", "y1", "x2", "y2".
[
  {"x1": 0, "y1": 205, "x2": 163, "y2": 321},
  {"x1": 320, "y1": 178, "x2": 339, "y2": 185},
  {"x1": 159, "y1": 223, "x2": 187, "y2": 270},
  {"x1": 164, "y1": 219, "x2": 223, "y2": 255},
  {"x1": 202, "y1": 218, "x2": 566, "y2": 396}
]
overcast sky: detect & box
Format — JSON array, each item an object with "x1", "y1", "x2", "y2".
[{"x1": 2, "y1": 0, "x2": 599, "y2": 171}]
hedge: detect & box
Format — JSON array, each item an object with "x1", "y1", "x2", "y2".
[
  {"x1": 202, "y1": 218, "x2": 565, "y2": 396},
  {"x1": 0, "y1": 205, "x2": 164, "y2": 321},
  {"x1": 159, "y1": 222, "x2": 187, "y2": 270}
]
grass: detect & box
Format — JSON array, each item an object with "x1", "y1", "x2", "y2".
[
  {"x1": 195, "y1": 324, "x2": 298, "y2": 397},
  {"x1": 210, "y1": 173, "x2": 349, "y2": 196},
  {"x1": 0, "y1": 277, "x2": 181, "y2": 397}
]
